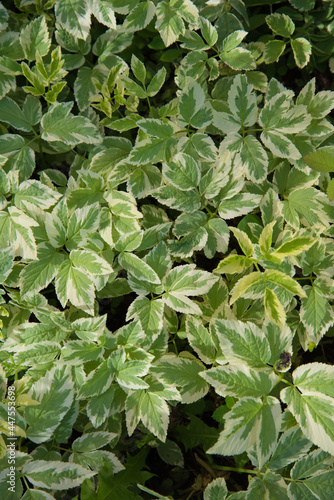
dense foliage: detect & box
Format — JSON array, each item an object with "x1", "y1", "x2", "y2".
[{"x1": 0, "y1": 0, "x2": 334, "y2": 498}]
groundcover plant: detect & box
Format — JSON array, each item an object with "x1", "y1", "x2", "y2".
[{"x1": 0, "y1": 0, "x2": 334, "y2": 498}]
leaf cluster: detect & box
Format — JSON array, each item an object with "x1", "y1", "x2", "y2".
[{"x1": 0, "y1": 1, "x2": 334, "y2": 499}]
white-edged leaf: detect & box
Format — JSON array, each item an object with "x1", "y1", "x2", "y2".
[
  {"x1": 201, "y1": 364, "x2": 279, "y2": 399},
  {"x1": 207, "y1": 396, "x2": 280, "y2": 461},
  {"x1": 186, "y1": 316, "x2": 217, "y2": 364},
  {"x1": 261, "y1": 130, "x2": 301, "y2": 160},
  {"x1": 72, "y1": 431, "x2": 117, "y2": 452},
  {"x1": 164, "y1": 264, "x2": 218, "y2": 295},
  {"x1": 152, "y1": 355, "x2": 209, "y2": 404},
  {"x1": 55, "y1": 259, "x2": 95, "y2": 315},
  {"x1": 218, "y1": 193, "x2": 262, "y2": 219},
  {"x1": 212, "y1": 319, "x2": 271, "y2": 368},
  {"x1": 281, "y1": 367, "x2": 334, "y2": 455},
  {"x1": 228, "y1": 74, "x2": 257, "y2": 127},
  {"x1": 25, "y1": 366, "x2": 74, "y2": 443},
  {"x1": 41, "y1": 102, "x2": 101, "y2": 145},
  {"x1": 204, "y1": 477, "x2": 228, "y2": 500},
  {"x1": 126, "y1": 389, "x2": 169, "y2": 441},
  {"x1": 119, "y1": 252, "x2": 160, "y2": 284},
  {"x1": 291, "y1": 37, "x2": 312, "y2": 69},
  {"x1": 70, "y1": 249, "x2": 112, "y2": 276},
  {"x1": 22, "y1": 460, "x2": 95, "y2": 490},
  {"x1": 20, "y1": 245, "x2": 65, "y2": 297},
  {"x1": 55, "y1": 0, "x2": 91, "y2": 40},
  {"x1": 241, "y1": 135, "x2": 268, "y2": 182},
  {"x1": 20, "y1": 15, "x2": 51, "y2": 61}
]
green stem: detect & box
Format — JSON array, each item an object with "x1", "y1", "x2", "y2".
[
  {"x1": 146, "y1": 96, "x2": 153, "y2": 116},
  {"x1": 214, "y1": 465, "x2": 260, "y2": 476}
]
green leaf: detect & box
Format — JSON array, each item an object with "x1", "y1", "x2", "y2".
[
  {"x1": 155, "y1": 0, "x2": 198, "y2": 47},
  {"x1": 152, "y1": 355, "x2": 209, "y2": 403},
  {"x1": 291, "y1": 448, "x2": 332, "y2": 480},
  {"x1": 275, "y1": 106, "x2": 312, "y2": 135},
  {"x1": 327, "y1": 180, "x2": 334, "y2": 201},
  {"x1": 127, "y1": 297, "x2": 164, "y2": 334},
  {"x1": 66, "y1": 203, "x2": 100, "y2": 250},
  {"x1": 259, "y1": 222, "x2": 275, "y2": 255},
  {"x1": 147, "y1": 67, "x2": 167, "y2": 97},
  {"x1": 200, "y1": 18, "x2": 218, "y2": 47},
  {"x1": 155, "y1": 1, "x2": 184, "y2": 46},
  {"x1": 163, "y1": 291, "x2": 202, "y2": 314},
  {"x1": 289, "y1": 470, "x2": 334, "y2": 500},
  {"x1": 86, "y1": 386, "x2": 123, "y2": 428},
  {"x1": 263, "y1": 40, "x2": 286, "y2": 64},
  {"x1": 282, "y1": 187, "x2": 325, "y2": 229},
  {"x1": 303, "y1": 147, "x2": 334, "y2": 172},
  {"x1": 41, "y1": 102, "x2": 101, "y2": 145},
  {"x1": 157, "y1": 440, "x2": 184, "y2": 467},
  {"x1": 129, "y1": 135, "x2": 176, "y2": 165},
  {"x1": 138, "y1": 118, "x2": 174, "y2": 139},
  {"x1": 247, "y1": 471, "x2": 289, "y2": 500},
  {"x1": 0, "y1": 96, "x2": 32, "y2": 132},
  {"x1": 123, "y1": 0, "x2": 155, "y2": 33},
  {"x1": 165, "y1": 264, "x2": 218, "y2": 296},
  {"x1": 74, "y1": 67, "x2": 99, "y2": 111},
  {"x1": 178, "y1": 78, "x2": 212, "y2": 128},
  {"x1": 155, "y1": 185, "x2": 201, "y2": 212},
  {"x1": 22, "y1": 460, "x2": 95, "y2": 490},
  {"x1": 120, "y1": 74, "x2": 147, "y2": 99},
  {"x1": 20, "y1": 245, "x2": 65, "y2": 297},
  {"x1": 0, "y1": 71, "x2": 16, "y2": 100},
  {"x1": 289, "y1": 0, "x2": 315, "y2": 10},
  {"x1": 222, "y1": 30, "x2": 247, "y2": 52},
  {"x1": 131, "y1": 54, "x2": 146, "y2": 85},
  {"x1": 204, "y1": 478, "x2": 228, "y2": 500},
  {"x1": 307, "y1": 90, "x2": 334, "y2": 119},
  {"x1": 291, "y1": 37, "x2": 312, "y2": 69},
  {"x1": 191, "y1": 133, "x2": 217, "y2": 160},
  {"x1": 221, "y1": 47, "x2": 256, "y2": 71},
  {"x1": 1, "y1": 206, "x2": 38, "y2": 260},
  {"x1": 20, "y1": 15, "x2": 51, "y2": 61},
  {"x1": 266, "y1": 13, "x2": 295, "y2": 37},
  {"x1": 269, "y1": 237, "x2": 315, "y2": 262},
  {"x1": 24, "y1": 366, "x2": 74, "y2": 443},
  {"x1": 267, "y1": 426, "x2": 312, "y2": 471},
  {"x1": 0, "y1": 245, "x2": 14, "y2": 284}
]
